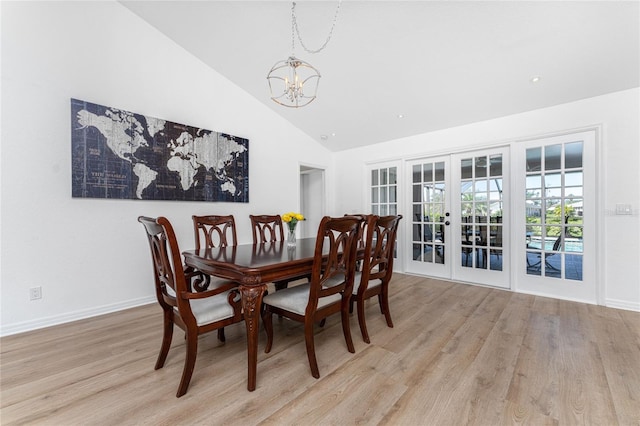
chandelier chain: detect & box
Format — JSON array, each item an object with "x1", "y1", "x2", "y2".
[{"x1": 291, "y1": 1, "x2": 342, "y2": 55}]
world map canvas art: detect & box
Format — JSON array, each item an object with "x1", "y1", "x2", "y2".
[{"x1": 71, "y1": 98, "x2": 249, "y2": 202}]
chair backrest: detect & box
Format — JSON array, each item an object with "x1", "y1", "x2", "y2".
[
  {"x1": 360, "y1": 214, "x2": 403, "y2": 286},
  {"x1": 250, "y1": 214, "x2": 285, "y2": 244},
  {"x1": 192, "y1": 215, "x2": 237, "y2": 250},
  {"x1": 307, "y1": 216, "x2": 363, "y2": 312},
  {"x1": 138, "y1": 216, "x2": 191, "y2": 315},
  {"x1": 346, "y1": 213, "x2": 375, "y2": 250}
]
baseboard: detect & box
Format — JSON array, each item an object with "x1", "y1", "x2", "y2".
[
  {"x1": 0, "y1": 296, "x2": 156, "y2": 337},
  {"x1": 605, "y1": 298, "x2": 640, "y2": 312},
  {"x1": 3, "y1": 290, "x2": 637, "y2": 337},
  {"x1": 402, "y1": 271, "x2": 640, "y2": 313}
]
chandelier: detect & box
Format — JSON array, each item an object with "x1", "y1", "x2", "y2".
[{"x1": 267, "y1": 1, "x2": 341, "y2": 108}]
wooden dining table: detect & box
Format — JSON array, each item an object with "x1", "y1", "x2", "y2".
[{"x1": 182, "y1": 237, "x2": 323, "y2": 391}]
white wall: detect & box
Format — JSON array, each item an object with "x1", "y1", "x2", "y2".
[
  {"x1": 333, "y1": 88, "x2": 640, "y2": 311},
  {"x1": 0, "y1": 1, "x2": 333, "y2": 335}
]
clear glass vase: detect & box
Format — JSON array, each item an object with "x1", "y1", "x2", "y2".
[{"x1": 287, "y1": 227, "x2": 296, "y2": 247}]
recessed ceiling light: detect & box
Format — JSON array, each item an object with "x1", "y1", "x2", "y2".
[
  {"x1": 397, "y1": 114, "x2": 405, "y2": 119},
  {"x1": 331, "y1": 133, "x2": 336, "y2": 137},
  {"x1": 530, "y1": 76, "x2": 541, "y2": 84}
]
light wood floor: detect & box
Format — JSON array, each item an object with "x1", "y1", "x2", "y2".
[{"x1": 2, "y1": 274, "x2": 639, "y2": 425}]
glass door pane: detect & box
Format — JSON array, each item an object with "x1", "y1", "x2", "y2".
[
  {"x1": 405, "y1": 157, "x2": 450, "y2": 279},
  {"x1": 371, "y1": 166, "x2": 398, "y2": 216},
  {"x1": 368, "y1": 163, "x2": 401, "y2": 261},
  {"x1": 525, "y1": 142, "x2": 584, "y2": 280},
  {"x1": 460, "y1": 154, "x2": 504, "y2": 271}
]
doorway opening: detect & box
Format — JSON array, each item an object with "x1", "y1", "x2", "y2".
[{"x1": 300, "y1": 165, "x2": 325, "y2": 239}]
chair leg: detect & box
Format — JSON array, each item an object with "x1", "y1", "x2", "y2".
[
  {"x1": 155, "y1": 309, "x2": 174, "y2": 370},
  {"x1": 342, "y1": 307, "x2": 356, "y2": 353},
  {"x1": 380, "y1": 286, "x2": 394, "y2": 328},
  {"x1": 356, "y1": 298, "x2": 371, "y2": 344},
  {"x1": 304, "y1": 319, "x2": 320, "y2": 378},
  {"x1": 262, "y1": 309, "x2": 274, "y2": 353},
  {"x1": 176, "y1": 330, "x2": 198, "y2": 398},
  {"x1": 217, "y1": 327, "x2": 225, "y2": 342}
]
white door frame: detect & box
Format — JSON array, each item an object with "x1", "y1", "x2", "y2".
[{"x1": 300, "y1": 164, "x2": 326, "y2": 239}]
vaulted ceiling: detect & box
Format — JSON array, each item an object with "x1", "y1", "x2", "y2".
[{"x1": 121, "y1": 1, "x2": 639, "y2": 152}]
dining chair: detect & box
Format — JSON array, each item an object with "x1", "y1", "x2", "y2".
[
  {"x1": 250, "y1": 214, "x2": 309, "y2": 290},
  {"x1": 138, "y1": 216, "x2": 244, "y2": 397},
  {"x1": 261, "y1": 215, "x2": 363, "y2": 379},
  {"x1": 191, "y1": 215, "x2": 240, "y2": 340},
  {"x1": 193, "y1": 214, "x2": 237, "y2": 250},
  {"x1": 250, "y1": 214, "x2": 285, "y2": 243},
  {"x1": 350, "y1": 214, "x2": 403, "y2": 344},
  {"x1": 191, "y1": 214, "x2": 238, "y2": 289}
]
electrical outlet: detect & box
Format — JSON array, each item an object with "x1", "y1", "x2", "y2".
[{"x1": 29, "y1": 286, "x2": 42, "y2": 300}]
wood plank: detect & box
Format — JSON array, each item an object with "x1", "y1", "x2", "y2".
[
  {"x1": 262, "y1": 345, "x2": 407, "y2": 425},
  {"x1": 587, "y1": 305, "x2": 640, "y2": 425},
  {"x1": 380, "y1": 286, "x2": 511, "y2": 424}
]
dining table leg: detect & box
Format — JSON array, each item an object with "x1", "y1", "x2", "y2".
[{"x1": 239, "y1": 283, "x2": 267, "y2": 391}]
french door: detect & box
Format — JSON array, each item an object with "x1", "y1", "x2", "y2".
[
  {"x1": 401, "y1": 130, "x2": 596, "y2": 302},
  {"x1": 515, "y1": 130, "x2": 597, "y2": 303},
  {"x1": 406, "y1": 156, "x2": 450, "y2": 278},
  {"x1": 405, "y1": 147, "x2": 510, "y2": 288}
]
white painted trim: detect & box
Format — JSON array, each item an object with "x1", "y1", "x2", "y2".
[
  {"x1": 0, "y1": 296, "x2": 156, "y2": 337},
  {"x1": 593, "y1": 125, "x2": 606, "y2": 306},
  {"x1": 514, "y1": 289, "x2": 598, "y2": 306},
  {"x1": 605, "y1": 298, "x2": 640, "y2": 312},
  {"x1": 406, "y1": 272, "x2": 639, "y2": 312}
]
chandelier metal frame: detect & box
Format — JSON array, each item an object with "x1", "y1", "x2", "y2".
[{"x1": 267, "y1": 1, "x2": 341, "y2": 108}]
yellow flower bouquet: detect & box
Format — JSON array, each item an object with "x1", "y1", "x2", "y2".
[{"x1": 282, "y1": 212, "x2": 305, "y2": 232}]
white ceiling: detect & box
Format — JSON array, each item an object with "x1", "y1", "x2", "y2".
[{"x1": 120, "y1": 1, "x2": 639, "y2": 152}]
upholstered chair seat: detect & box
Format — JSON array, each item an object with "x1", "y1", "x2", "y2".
[
  {"x1": 262, "y1": 283, "x2": 341, "y2": 316},
  {"x1": 189, "y1": 290, "x2": 241, "y2": 326}
]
